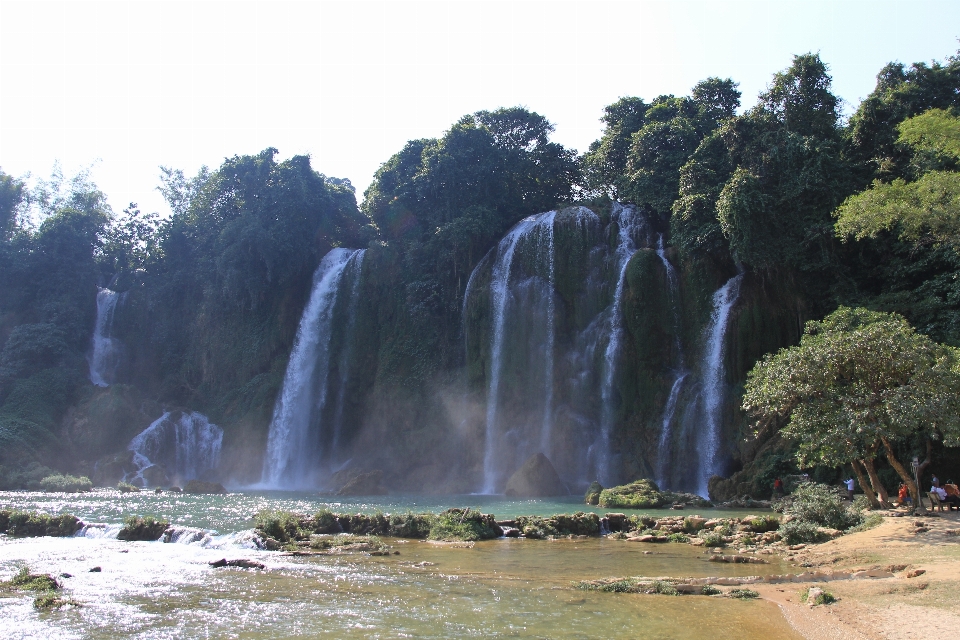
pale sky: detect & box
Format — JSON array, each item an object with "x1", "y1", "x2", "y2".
[{"x1": 1, "y1": 0, "x2": 958, "y2": 217}]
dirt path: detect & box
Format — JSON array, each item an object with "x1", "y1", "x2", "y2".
[{"x1": 756, "y1": 510, "x2": 960, "y2": 640}]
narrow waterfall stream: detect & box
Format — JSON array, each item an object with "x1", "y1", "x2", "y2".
[
  {"x1": 655, "y1": 234, "x2": 686, "y2": 489},
  {"x1": 539, "y1": 211, "x2": 557, "y2": 454},
  {"x1": 597, "y1": 203, "x2": 647, "y2": 485},
  {"x1": 88, "y1": 287, "x2": 121, "y2": 387},
  {"x1": 128, "y1": 411, "x2": 223, "y2": 486},
  {"x1": 481, "y1": 215, "x2": 540, "y2": 494},
  {"x1": 697, "y1": 272, "x2": 743, "y2": 496},
  {"x1": 261, "y1": 248, "x2": 365, "y2": 489}
]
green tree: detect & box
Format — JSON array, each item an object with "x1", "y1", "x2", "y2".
[{"x1": 743, "y1": 307, "x2": 960, "y2": 507}]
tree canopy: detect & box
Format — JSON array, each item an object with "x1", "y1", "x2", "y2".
[{"x1": 743, "y1": 306, "x2": 960, "y2": 505}]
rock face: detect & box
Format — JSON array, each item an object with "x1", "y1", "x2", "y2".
[
  {"x1": 584, "y1": 481, "x2": 603, "y2": 505},
  {"x1": 504, "y1": 453, "x2": 567, "y2": 497},
  {"x1": 336, "y1": 470, "x2": 387, "y2": 496},
  {"x1": 141, "y1": 465, "x2": 170, "y2": 487}
]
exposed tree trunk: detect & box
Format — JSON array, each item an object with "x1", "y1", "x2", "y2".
[
  {"x1": 862, "y1": 456, "x2": 893, "y2": 508},
  {"x1": 881, "y1": 436, "x2": 921, "y2": 510},
  {"x1": 852, "y1": 459, "x2": 881, "y2": 509},
  {"x1": 917, "y1": 438, "x2": 933, "y2": 479}
]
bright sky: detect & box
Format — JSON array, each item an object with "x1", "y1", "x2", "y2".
[{"x1": 1, "y1": 0, "x2": 958, "y2": 217}]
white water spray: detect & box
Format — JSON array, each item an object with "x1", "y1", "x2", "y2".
[
  {"x1": 128, "y1": 411, "x2": 223, "y2": 484},
  {"x1": 88, "y1": 287, "x2": 120, "y2": 387},
  {"x1": 597, "y1": 203, "x2": 646, "y2": 485},
  {"x1": 538, "y1": 211, "x2": 557, "y2": 454},
  {"x1": 261, "y1": 248, "x2": 363, "y2": 488},
  {"x1": 481, "y1": 215, "x2": 539, "y2": 494},
  {"x1": 697, "y1": 272, "x2": 743, "y2": 496}
]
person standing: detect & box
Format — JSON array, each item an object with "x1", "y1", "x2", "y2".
[
  {"x1": 773, "y1": 477, "x2": 784, "y2": 499},
  {"x1": 845, "y1": 477, "x2": 855, "y2": 501}
]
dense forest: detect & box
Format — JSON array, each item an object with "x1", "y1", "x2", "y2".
[{"x1": 1, "y1": 50, "x2": 958, "y2": 497}]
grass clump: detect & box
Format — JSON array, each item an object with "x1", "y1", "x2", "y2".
[
  {"x1": 698, "y1": 530, "x2": 727, "y2": 547},
  {"x1": 254, "y1": 509, "x2": 306, "y2": 543},
  {"x1": 745, "y1": 515, "x2": 780, "y2": 533},
  {"x1": 800, "y1": 587, "x2": 837, "y2": 605},
  {"x1": 0, "y1": 510, "x2": 82, "y2": 537},
  {"x1": 728, "y1": 588, "x2": 760, "y2": 599},
  {"x1": 388, "y1": 512, "x2": 433, "y2": 538},
  {"x1": 701, "y1": 585, "x2": 722, "y2": 595},
  {"x1": 33, "y1": 592, "x2": 81, "y2": 610},
  {"x1": 117, "y1": 515, "x2": 169, "y2": 541},
  {"x1": 117, "y1": 481, "x2": 140, "y2": 493},
  {"x1": 39, "y1": 474, "x2": 92, "y2": 492},
  {"x1": 665, "y1": 532, "x2": 689, "y2": 543},
  {"x1": 429, "y1": 508, "x2": 500, "y2": 541},
  {"x1": 4, "y1": 566, "x2": 60, "y2": 592}
]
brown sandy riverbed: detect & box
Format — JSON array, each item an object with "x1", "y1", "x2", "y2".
[{"x1": 755, "y1": 510, "x2": 960, "y2": 640}]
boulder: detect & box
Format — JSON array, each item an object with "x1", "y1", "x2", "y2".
[
  {"x1": 336, "y1": 470, "x2": 387, "y2": 496},
  {"x1": 584, "y1": 481, "x2": 603, "y2": 505},
  {"x1": 183, "y1": 480, "x2": 228, "y2": 494},
  {"x1": 141, "y1": 465, "x2": 170, "y2": 488},
  {"x1": 504, "y1": 453, "x2": 567, "y2": 497}
]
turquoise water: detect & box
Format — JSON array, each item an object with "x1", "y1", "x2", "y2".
[
  {"x1": 0, "y1": 491, "x2": 799, "y2": 639},
  {"x1": 0, "y1": 490, "x2": 769, "y2": 533}
]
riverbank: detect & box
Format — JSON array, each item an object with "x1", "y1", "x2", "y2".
[{"x1": 753, "y1": 510, "x2": 960, "y2": 640}]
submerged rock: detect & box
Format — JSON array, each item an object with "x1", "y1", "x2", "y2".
[{"x1": 504, "y1": 453, "x2": 567, "y2": 497}]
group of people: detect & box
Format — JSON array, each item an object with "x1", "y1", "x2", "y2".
[{"x1": 928, "y1": 476, "x2": 960, "y2": 509}]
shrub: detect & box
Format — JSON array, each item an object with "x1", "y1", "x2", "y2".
[
  {"x1": 775, "y1": 482, "x2": 861, "y2": 531},
  {"x1": 429, "y1": 508, "x2": 500, "y2": 541},
  {"x1": 699, "y1": 530, "x2": 726, "y2": 547},
  {"x1": 779, "y1": 520, "x2": 828, "y2": 545},
  {"x1": 388, "y1": 513, "x2": 433, "y2": 538},
  {"x1": 745, "y1": 515, "x2": 780, "y2": 533},
  {"x1": 648, "y1": 580, "x2": 679, "y2": 595},
  {"x1": 117, "y1": 482, "x2": 139, "y2": 493},
  {"x1": 39, "y1": 474, "x2": 92, "y2": 492},
  {"x1": 665, "y1": 533, "x2": 689, "y2": 543},
  {"x1": 701, "y1": 585, "x2": 722, "y2": 595},
  {"x1": 312, "y1": 509, "x2": 341, "y2": 534},
  {"x1": 117, "y1": 516, "x2": 169, "y2": 541},
  {"x1": 254, "y1": 510, "x2": 306, "y2": 543},
  {"x1": 728, "y1": 588, "x2": 759, "y2": 599}
]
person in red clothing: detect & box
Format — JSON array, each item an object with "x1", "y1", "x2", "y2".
[
  {"x1": 897, "y1": 483, "x2": 910, "y2": 506},
  {"x1": 773, "y1": 477, "x2": 784, "y2": 499}
]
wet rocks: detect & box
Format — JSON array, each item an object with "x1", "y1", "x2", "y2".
[
  {"x1": 209, "y1": 558, "x2": 265, "y2": 569},
  {"x1": 0, "y1": 510, "x2": 83, "y2": 537},
  {"x1": 584, "y1": 481, "x2": 603, "y2": 506},
  {"x1": 504, "y1": 453, "x2": 567, "y2": 497},
  {"x1": 117, "y1": 516, "x2": 170, "y2": 541}
]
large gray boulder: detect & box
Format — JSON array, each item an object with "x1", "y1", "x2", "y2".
[
  {"x1": 336, "y1": 470, "x2": 387, "y2": 496},
  {"x1": 504, "y1": 453, "x2": 567, "y2": 497}
]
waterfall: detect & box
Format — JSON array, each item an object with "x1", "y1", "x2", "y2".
[
  {"x1": 128, "y1": 411, "x2": 223, "y2": 485},
  {"x1": 481, "y1": 215, "x2": 540, "y2": 494},
  {"x1": 539, "y1": 211, "x2": 557, "y2": 453},
  {"x1": 331, "y1": 250, "x2": 366, "y2": 453},
  {"x1": 88, "y1": 287, "x2": 120, "y2": 387},
  {"x1": 261, "y1": 248, "x2": 365, "y2": 489},
  {"x1": 655, "y1": 234, "x2": 687, "y2": 489},
  {"x1": 596, "y1": 203, "x2": 647, "y2": 485},
  {"x1": 696, "y1": 272, "x2": 743, "y2": 496}
]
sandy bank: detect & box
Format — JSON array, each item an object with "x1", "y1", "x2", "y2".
[{"x1": 756, "y1": 510, "x2": 960, "y2": 640}]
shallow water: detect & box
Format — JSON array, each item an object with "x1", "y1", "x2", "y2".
[
  {"x1": 0, "y1": 491, "x2": 800, "y2": 639},
  {"x1": 0, "y1": 490, "x2": 769, "y2": 533}
]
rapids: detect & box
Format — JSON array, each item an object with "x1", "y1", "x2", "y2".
[{"x1": 0, "y1": 491, "x2": 800, "y2": 639}]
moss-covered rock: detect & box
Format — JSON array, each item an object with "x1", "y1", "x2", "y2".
[
  {"x1": 515, "y1": 512, "x2": 600, "y2": 538},
  {"x1": 117, "y1": 515, "x2": 169, "y2": 541},
  {"x1": 584, "y1": 481, "x2": 603, "y2": 505},
  {"x1": 504, "y1": 453, "x2": 567, "y2": 497},
  {"x1": 598, "y1": 478, "x2": 711, "y2": 508},
  {"x1": 428, "y1": 508, "x2": 501, "y2": 541},
  {"x1": 0, "y1": 510, "x2": 82, "y2": 537}
]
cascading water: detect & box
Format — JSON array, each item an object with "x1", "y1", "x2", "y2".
[
  {"x1": 481, "y1": 215, "x2": 540, "y2": 494},
  {"x1": 538, "y1": 211, "x2": 557, "y2": 453},
  {"x1": 260, "y1": 248, "x2": 364, "y2": 489},
  {"x1": 331, "y1": 251, "x2": 365, "y2": 453},
  {"x1": 596, "y1": 203, "x2": 648, "y2": 485},
  {"x1": 88, "y1": 287, "x2": 121, "y2": 387},
  {"x1": 655, "y1": 234, "x2": 686, "y2": 489},
  {"x1": 696, "y1": 272, "x2": 743, "y2": 496},
  {"x1": 128, "y1": 411, "x2": 223, "y2": 485}
]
